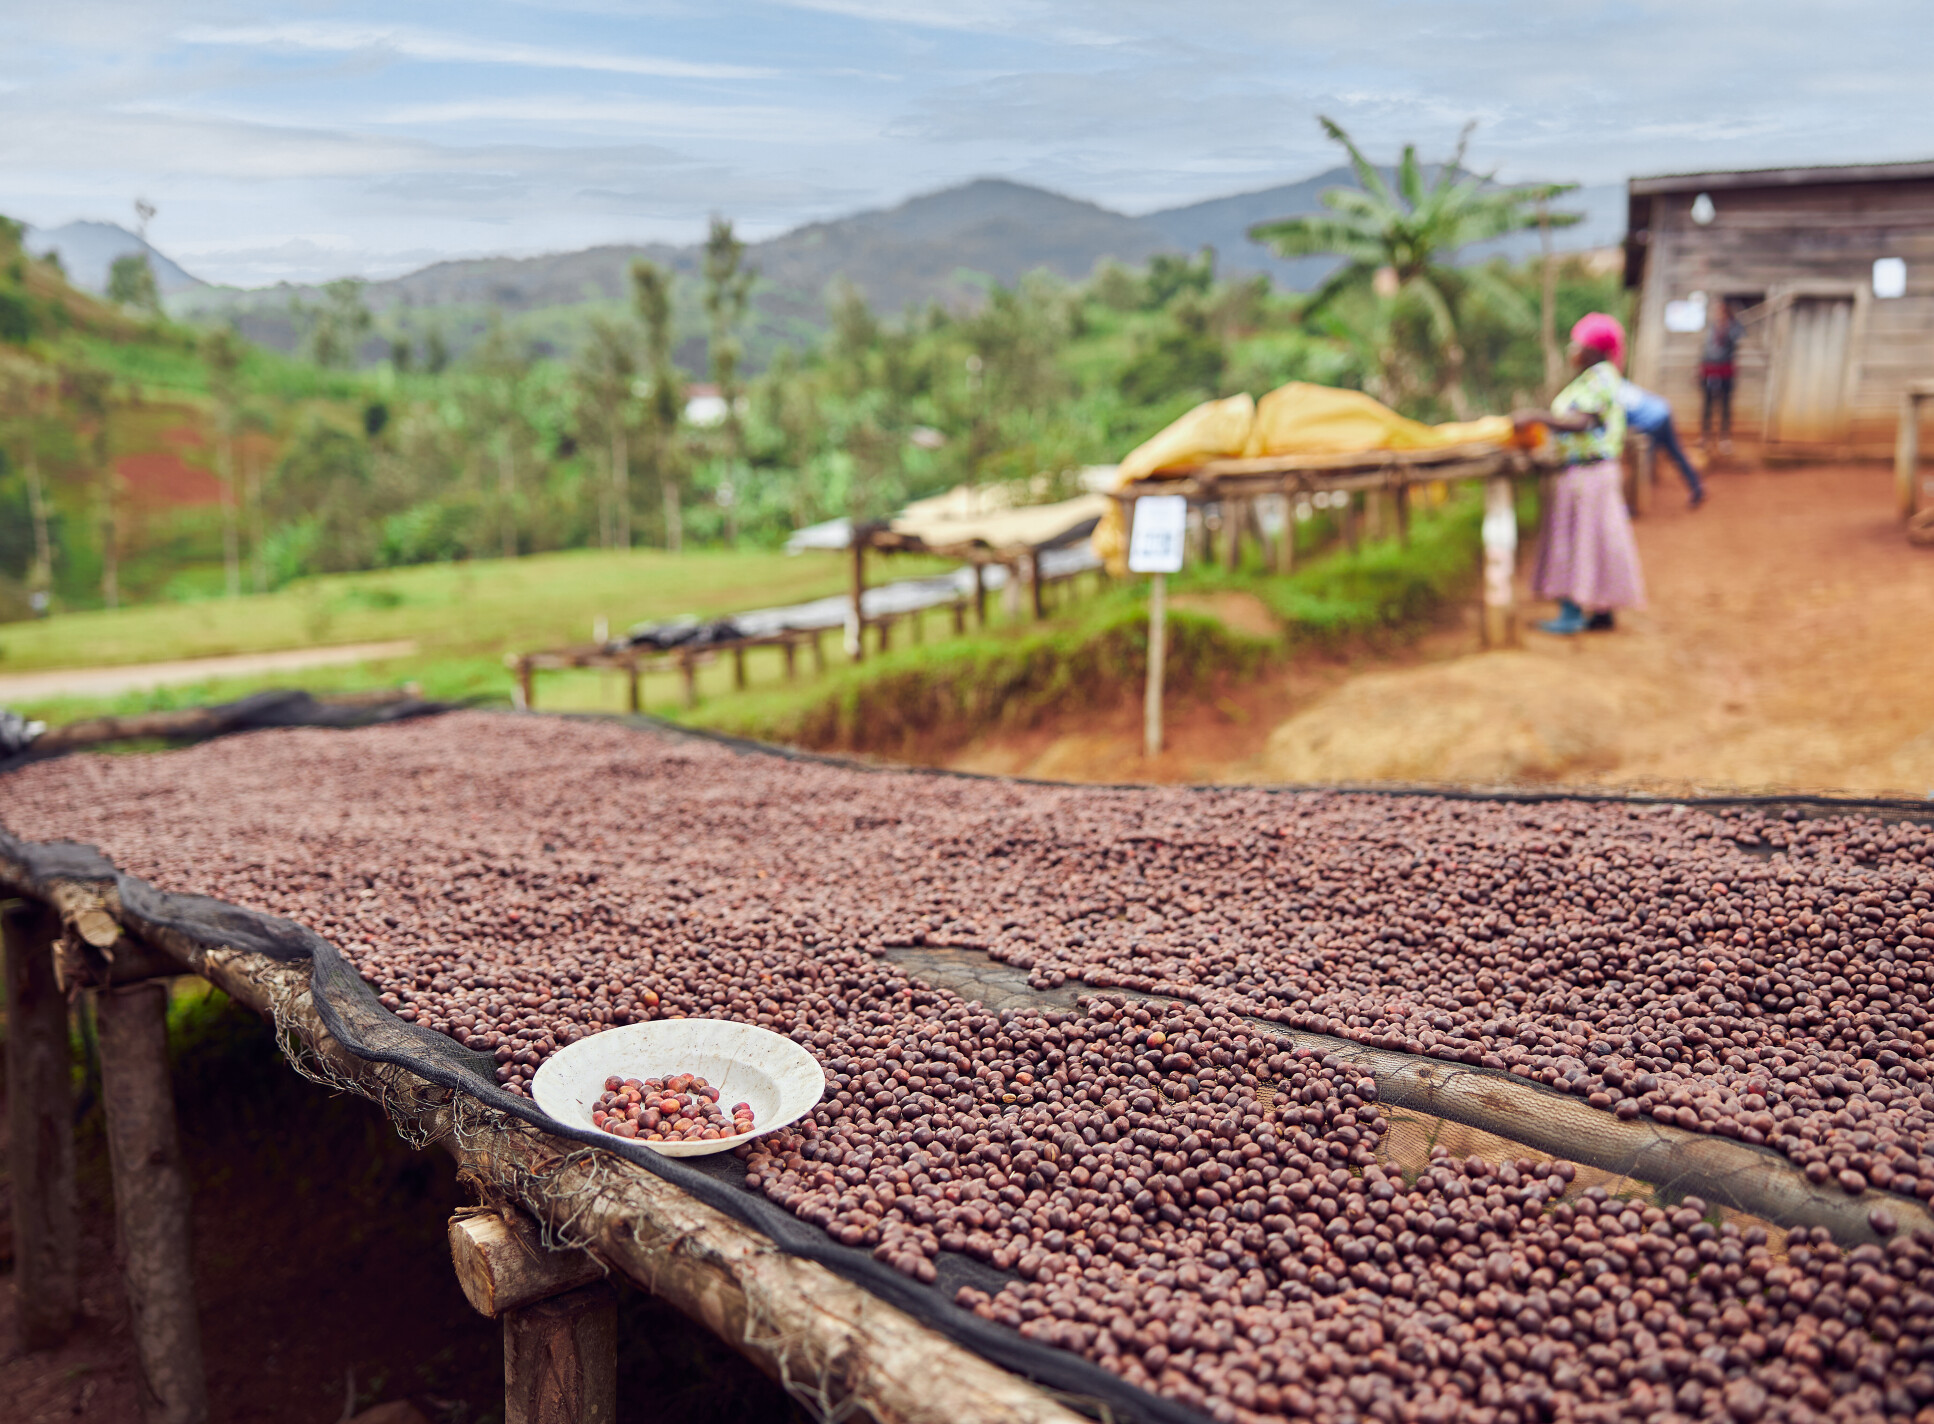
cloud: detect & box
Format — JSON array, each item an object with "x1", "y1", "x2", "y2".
[
  {"x1": 381, "y1": 96, "x2": 877, "y2": 144},
  {"x1": 176, "y1": 21, "x2": 774, "y2": 81}
]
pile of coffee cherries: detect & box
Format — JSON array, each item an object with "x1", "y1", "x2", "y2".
[{"x1": 592, "y1": 1072, "x2": 754, "y2": 1143}]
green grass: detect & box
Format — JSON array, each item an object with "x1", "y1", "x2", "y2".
[
  {"x1": 0, "y1": 546, "x2": 943, "y2": 673},
  {"x1": 6, "y1": 490, "x2": 1498, "y2": 753}
]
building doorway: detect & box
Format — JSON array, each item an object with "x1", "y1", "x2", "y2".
[{"x1": 1765, "y1": 284, "x2": 1866, "y2": 450}]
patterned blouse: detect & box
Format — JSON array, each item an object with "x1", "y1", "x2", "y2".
[{"x1": 1551, "y1": 360, "x2": 1626, "y2": 466}]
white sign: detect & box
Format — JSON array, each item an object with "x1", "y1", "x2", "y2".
[
  {"x1": 1128, "y1": 494, "x2": 1188, "y2": 574},
  {"x1": 1664, "y1": 292, "x2": 1708, "y2": 334},
  {"x1": 1875, "y1": 257, "x2": 1907, "y2": 299}
]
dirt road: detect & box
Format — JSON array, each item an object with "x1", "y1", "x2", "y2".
[
  {"x1": 0, "y1": 639, "x2": 418, "y2": 702},
  {"x1": 950, "y1": 464, "x2": 1934, "y2": 797}
]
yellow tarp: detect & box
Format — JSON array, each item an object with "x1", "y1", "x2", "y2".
[{"x1": 1094, "y1": 383, "x2": 1515, "y2": 574}]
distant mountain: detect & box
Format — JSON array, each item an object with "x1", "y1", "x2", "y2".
[
  {"x1": 23, "y1": 221, "x2": 205, "y2": 296},
  {"x1": 169, "y1": 169, "x2": 1623, "y2": 366}
]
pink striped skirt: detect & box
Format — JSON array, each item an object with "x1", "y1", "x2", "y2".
[{"x1": 1533, "y1": 460, "x2": 1646, "y2": 610}]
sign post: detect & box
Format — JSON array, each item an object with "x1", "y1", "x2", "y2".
[{"x1": 1127, "y1": 495, "x2": 1187, "y2": 759}]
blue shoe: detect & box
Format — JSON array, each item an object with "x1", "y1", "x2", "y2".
[{"x1": 1539, "y1": 599, "x2": 1586, "y2": 635}]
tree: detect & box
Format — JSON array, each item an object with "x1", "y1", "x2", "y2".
[
  {"x1": 630, "y1": 258, "x2": 685, "y2": 552},
  {"x1": 701, "y1": 217, "x2": 753, "y2": 543},
  {"x1": 300, "y1": 278, "x2": 373, "y2": 368},
  {"x1": 203, "y1": 326, "x2": 245, "y2": 596},
  {"x1": 1249, "y1": 117, "x2": 1577, "y2": 416},
  {"x1": 572, "y1": 317, "x2": 637, "y2": 549},
  {"x1": 107, "y1": 253, "x2": 160, "y2": 313},
  {"x1": 466, "y1": 319, "x2": 535, "y2": 559},
  {"x1": 62, "y1": 366, "x2": 117, "y2": 607},
  {"x1": 0, "y1": 364, "x2": 56, "y2": 603},
  {"x1": 265, "y1": 417, "x2": 376, "y2": 576}
]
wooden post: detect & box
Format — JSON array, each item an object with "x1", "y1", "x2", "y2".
[
  {"x1": 952, "y1": 598, "x2": 966, "y2": 635},
  {"x1": 518, "y1": 657, "x2": 536, "y2": 712},
  {"x1": 1029, "y1": 551, "x2": 1045, "y2": 621},
  {"x1": 504, "y1": 1284, "x2": 618, "y2": 1424},
  {"x1": 911, "y1": 606, "x2": 924, "y2": 644},
  {"x1": 1481, "y1": 475, "x2": 1519, "y2": 649},
  {"x1": 972, "y1": 562, "x2": 987, "y2": 626},
  {"x1": 679, "y1": 650, "x2": 697, "y2": 709},
  {"x1": 849, "y1": 526, "x2": 866, "y2": 665},
  {"x1": 1282, "y1": 491, "x2": 1298, "y2": 574},
  {"x1": 1143, "y1": 572, "x2": 1167, "y2": 761},
  {"x1": 810, "y1": 628, "x2": 826, "y2": 674},
  {"x1": 95, "y1": 980, "x2": 209, "y2": 1424},
  {"x1": 782, "y1": 637, "x2": 797, "y2": 681},
  {"x1": 1342, "y1": 492, "x2": 1361, "y2": 554},
  {"x1": 732, "y1": 644, "x2": 747, "y2": 691},
  {"x1": 1897, "y1": 389, "x2": 1925, "y2": 521},
  {"x1": 1223, "y1": 496, "x2": 1244, "y2": 570},
  {"x1": 1394, "y1": 481, "x2": 1411, "y2": 548},
  {"x1": 454, "y1": 1208, "x2": 618, "y2": 1424},
  {"x1": 4, "y1": 898, "x2": 78, "y2": 1351},
  {"x1": 625, "y1": 658, "x2": 641, "y2": 715},
  {"x1": 877, "y1": 616, "x2": 892, "y2": 653}
]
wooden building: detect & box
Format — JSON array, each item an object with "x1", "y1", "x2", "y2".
[{"x1": 1624, "y1": 159, "x2": 1934, "y2": 457}]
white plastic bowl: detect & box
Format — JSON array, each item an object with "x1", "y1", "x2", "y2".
[{"x1": 530, "y1": 1019, "x2": 828, "y2": 1157}]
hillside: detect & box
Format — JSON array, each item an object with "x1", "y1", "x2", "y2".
[
  {"x1": 166, "y1": 168, "x2": 1623, "y2": 367},
  {"x1": 24, "y1": 221, "x2": 206, "y2": 296}
]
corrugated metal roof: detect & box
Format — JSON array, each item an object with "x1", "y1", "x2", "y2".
[{"x1": 1629, "y1": 158, "x2": 1934, "y2": 196}]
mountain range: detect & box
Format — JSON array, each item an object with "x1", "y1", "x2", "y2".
[{"x1": 23, "y1": 170, "x2": 1625, "y2": 364}]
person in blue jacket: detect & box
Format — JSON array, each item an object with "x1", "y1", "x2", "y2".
[{"x1": 1619, "y1": 379, "x2": 1706, "y2": 508}]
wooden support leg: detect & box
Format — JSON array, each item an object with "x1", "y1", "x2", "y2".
[
  {"x1": 626, "y1": 660, "x2": 640, "y2": 715},
  {"x1": 1896, "y1": 392, "x2": 1921, "y2": 521},
  {"x1": 952, "y1": 598, "x2": 966, "y2": 635},
  {"x1": 1342, "y1": 494, "x2": 1361, "y2": 554},
  {"x1": 877, "y1": 617, "x2": 891, "y2": 653},
  {"x1": 4, "y1": 898, "x2": 78, "y2": 1351},
  {"x1": 505, "y1": 1284, "x2": 618, "y2": 1424},
  {"x1": 1223, "y1": 496, "x2": 1244, "y2": 570},
  {"x1": 811, "y1": 629, "x2": 826, "y2": 674},
  {"x1": 1481, "y1": 475, "x2": 1519, "y2": 649},
  {"x1": 783, "y1": 638, "x2": 796, "y2": 681},
  {"x1": 1143, "y1": 572, "x2": 1168, "y2": 759},
  {"x1": 1029, "y1": 552, "x2": 1045, "y2": 621},
  {"x1": 95, "y1": 980, "x2": 209, "y2": 1424},
  {"x1": 680, "y1": 651, "x2": 697, "y2": 709},
  {"x1": 518, "y1": 658, "x2": 535, "y2": 712},
  {"x1": 1395, "y1": 483, "x2": 1411, "y2": 548},
  {"x1": 972, "y1": 563, "x2": 986, "y2": 626},
  {"x1": 732, "y1": 644, "x2": 747, "y2": 691}
]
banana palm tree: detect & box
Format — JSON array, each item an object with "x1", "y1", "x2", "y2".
[{"x1": 1251, "y1": 118, "x2": 1577, "y2": 417}]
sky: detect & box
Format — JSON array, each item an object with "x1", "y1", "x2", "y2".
[{"x1": 5, "y1": 1, "x2": 1933, "y2": 288}]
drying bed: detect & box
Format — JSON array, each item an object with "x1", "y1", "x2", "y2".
[{"x1": 5, "y1": 712, "x2": 1933, "y2": 1424}]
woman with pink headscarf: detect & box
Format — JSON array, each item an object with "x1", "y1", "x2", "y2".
[{"x1": 1512, "y1": 313, "x2": 1646, "y2": 635}]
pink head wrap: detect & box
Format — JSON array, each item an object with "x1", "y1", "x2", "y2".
[{"x1": 1570, "y1": 312, "x2": 1626, "y2": 369}]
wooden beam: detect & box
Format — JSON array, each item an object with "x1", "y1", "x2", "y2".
[
  {"x1": 450, "y1": 1210, "x2": 603, "y2": 1318},
  {"x1": 504, "y1": 1283, "x2": 618, "y2": 1424},
  {"x1": 95, "y1": 980, "x2": 209, "y2": 1424},
  {"x1": 3, "y1": 898, "x2": 78, "y2": 1351}
]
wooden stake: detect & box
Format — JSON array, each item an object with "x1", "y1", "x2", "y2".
[
  {"x1": 625, "y1": 659, "x2": 640, "y2": 715},
  {"x1": 517, "y1": 657, "x2": 535, "y2": 712},
  {"x1": 972, "y1": 562, "x2": 986, "y2": 626},
  {"x1": 849, "y1": 527, "x2": 866, "y2": 664},
  {"x1": 4, "y1": 898, "x2": 78, "y2": 1350},
  {"x1": 1143, "y1": 572, "x2": 1167, "y2": 760},
  {"x1": 95, "y1": 980, "x2": 209, "y2": 1424},
  {"x1": 1481, "y1": 474, "x2": 1519, "y2": 649},
  {"x1": 504, "y1": 1283, "x2": 618, "y2": 1424},
  {"x1": 732, "y1": 644, "x2": 747, "y2": 691}
]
